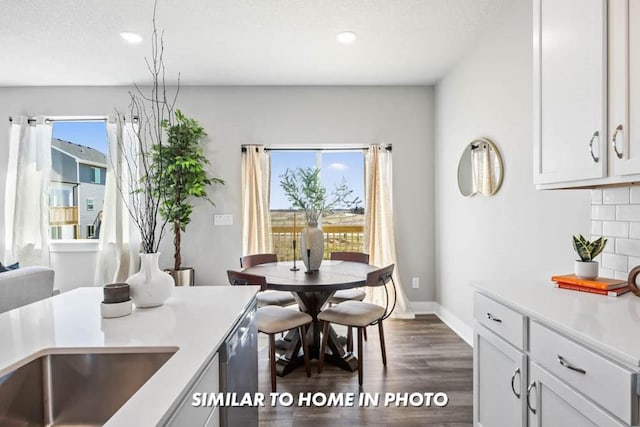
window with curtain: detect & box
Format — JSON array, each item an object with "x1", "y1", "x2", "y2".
[{"x1": 269, "y1": 149, "x2": 365, "y2": 261}]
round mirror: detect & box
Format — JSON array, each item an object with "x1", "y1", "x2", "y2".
[{"x1": 457, "y1": 138, "x2": 503, "y2": 197}]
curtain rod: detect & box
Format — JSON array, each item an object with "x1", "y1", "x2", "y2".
[
  {"x1": 241, "y1": 145, "x2": 392, "y2": 153},
  {"x1": 8, "y1": 116, "x2": 114, "y2": 124}
]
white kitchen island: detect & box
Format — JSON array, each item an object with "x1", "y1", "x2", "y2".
[{"x1": 0, "y1": 286, "x2": 258, "y2": 426}]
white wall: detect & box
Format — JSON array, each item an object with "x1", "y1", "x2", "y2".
[
  {"x1": 434, "y1": 0, "x2": 591, "y2": 328},
  {"x1": 0, "y1": 86, "x2": 435, "y2": 301}
]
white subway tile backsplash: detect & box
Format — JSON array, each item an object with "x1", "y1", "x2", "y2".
[
  {"x1": 615, "y1": 271, "x2": 628, "y2": 280},
  {"x1": 617, "y1": 205, "x2": 640, "y2": 221},
  {"x1": 599, "y1": 267, "x2": 615, "y2": 278},
  {"x1": 630, "y1": 223, "x2": 640, "y2": 239},
  {"x1": 591, "y1": 189, "x2": 603, "y2": 204},
  {"x1": 602, "y1": 221, "x2": 629, "y2": 238},
  {"x1": 591, "y1": 220, "x2": 603, "y2": 235},
  {"x1": 602, "y1": 253, "x2": 628, "y2": 271},
  {"x1": 630, "y1": 186, "x2": 640, "y2": 204},
  {"x1": 592, "y1": 205, "x2": 616, "y2": 220},
  {"x1": 628, "y1": 256, "x2": 640, "y2": 272},
  {"x1": 616, "y1": 238, "x2": 640, "y2": 257},
  {"x1": 603, "y1": 187, "x2": 630, "y2": 204}
]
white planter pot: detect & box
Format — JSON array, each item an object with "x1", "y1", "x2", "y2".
[
  {"x1": 574, "y1": 260, "x2": 599, "y2": 280},
  {"x1": 127, "y1": 253, "x2": 174, "y2": 308},
  {"x1": 300, "y1": 223, "x2": 324, "y2": 271}
]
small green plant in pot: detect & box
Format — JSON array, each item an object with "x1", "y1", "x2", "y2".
[
  {"x1": 572, "y1": 234, "x2": 607, "y2": 279},
  {"x1": 153, "y1": 109, "x2": 224, "y2": 285}
]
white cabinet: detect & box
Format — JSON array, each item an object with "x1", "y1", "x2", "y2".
[
  {"x1": 473, "y1": 323, "x2": 527, "y2": 427},
  {"x1": 527, "y1": 363, "x2": 626, "y2": 427},
  {"x1": 533, "y1": 0, "x2": 608, "y2": 185},
  {"x1": 608, "y1": 0, "x2": 640, "y2": 176}
]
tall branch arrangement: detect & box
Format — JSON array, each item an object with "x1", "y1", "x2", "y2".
[
  {"x1": 280, "y1": 167, "x2": 361, "y2": 224},
  {"x1": 114, "y1": 0, "x2": 179, "y2": 253}
]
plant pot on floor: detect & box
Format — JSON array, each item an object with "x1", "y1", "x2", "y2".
[
  {"x1": 575, "y1": 260, "x2": 599, "y2": 280},
  {"x1": 166, "y1": 267, "x2": 195, "y2": 286},
  {"x1": 127, "y1": 253, "x2": 174, "y2": 308}
]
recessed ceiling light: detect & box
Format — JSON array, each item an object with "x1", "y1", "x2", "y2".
[
  {"x1": 120, "y1": 32, "x2": 143, "y2": 44},
  {"x1": 336, "y1": 31, "x2": 357, "y2": 44}
]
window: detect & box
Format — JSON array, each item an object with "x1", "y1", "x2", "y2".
[
  {"x1": 269, "y1": 149, "x2": 365, "y2": 261},
  {"x1": 50, "y1": 119, "x2": 108, "y2": 240}
]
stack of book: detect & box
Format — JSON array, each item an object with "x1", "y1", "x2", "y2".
[{"x1": 551, "y1": 274, "x2": 630, "y2": 297}]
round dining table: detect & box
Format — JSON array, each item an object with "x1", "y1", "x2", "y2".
[{"x1": 242, "y1": 260, "x2": 377, "y2": 376}]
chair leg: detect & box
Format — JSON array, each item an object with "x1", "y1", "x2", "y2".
[
  {"x1": 378, "y1": 321, "x2": 387, "y2": 366},
  {"x1": 269, "y1": 334, "x2": 277, "y2": 392},
  {"x1": 347, "y1": 327, "x2": 353, "y2": 353},
  {"x1": 363, "y1": 326, "x2": 368, "y2": 341},
  {"x1": 299, "y1": 325, "x2": 311, "y2": 378},
  {"x1": 357, "y1": 327, "x2": 364, "y2": 387},
  {"x1": 318, "y1": 321, "x2": 330, "y2": 373}
]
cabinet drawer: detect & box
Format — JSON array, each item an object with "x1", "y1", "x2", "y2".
[
  {"x1": 529, "y1": 321, "x2": 637, "y2": 425},
  {"x1": 474, "y1": 292, "x2": 526, "y2": 350}
]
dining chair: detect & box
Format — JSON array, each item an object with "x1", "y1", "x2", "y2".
[
  {"x1": 227, "y1": 270, "x2": 312, "y2": 392},
  {"x1": 240, "y1": 253, "x2": 296, "y2": 308},
  {"x1": 328, "y1": 251, "x2": 370, "y2": 349},
  {"x1": 317, "y1": 264, "x2": 396, "y2": 387}
]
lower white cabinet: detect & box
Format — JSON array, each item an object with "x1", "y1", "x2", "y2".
[
  {"x1": 473, "y1": 323, "x2": 527, "y2": 427},
  {"x1": 527, "y1": 363, "x2": 626, "y2": 427}
]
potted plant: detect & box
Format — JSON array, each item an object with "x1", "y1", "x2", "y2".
[
  {"x1": 280, "y1": 167, "x2": 360, "y2": 271},
  {"x1": 153, "y1": 109, "x2": 224, "y2": 286},
  {"x1": 572, "y1": 234, "x2": 607, "y2": 279}
]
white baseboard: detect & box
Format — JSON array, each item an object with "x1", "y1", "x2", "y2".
[{"x1": 409, "y1": 301, "x2": 473, "y2": 347}]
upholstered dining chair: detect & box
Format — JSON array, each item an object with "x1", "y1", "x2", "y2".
[
  {"x1": 328, "y1": 251, "x2": 370, "y2": 349},
  {"x1": 240, "y1": 254, "x2": 296, "y2": 308},
  {"x1": 317, "y1": 264, "x2": 396, "y2": 387},
  {"x1": 227, "y1": 270, "x2": 312, "y2": 392}
]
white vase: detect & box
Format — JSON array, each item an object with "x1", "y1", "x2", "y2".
[
  {"x1": 300, "y1": 222, "x2": 324, "y2": 271},
  {"x1": 127, "y1": 253, "x2": 174, "y2": 308},
  {"x1": 574, "y1": 260, "x2": 598, "y2": 280}
]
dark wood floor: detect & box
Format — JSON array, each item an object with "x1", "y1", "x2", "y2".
[{"x1": 257, "y1": 315, "x2": 473, "y2": 427}]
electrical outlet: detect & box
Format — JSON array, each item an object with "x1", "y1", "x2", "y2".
[
  {"x1": 412, "y1": 277, "x2": 419, "y2": 289},
  {"x1": 214, "y1": 214, "x2": 233, "y2": 226}
]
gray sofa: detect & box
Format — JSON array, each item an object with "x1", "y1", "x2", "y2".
[{"x1": 0, "y1": 267, "x2": 55, "y2": 314}]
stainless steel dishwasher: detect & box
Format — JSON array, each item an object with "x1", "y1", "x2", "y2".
[{"x1": 219, "y1": 300, "x2": 258, "y2": 427}]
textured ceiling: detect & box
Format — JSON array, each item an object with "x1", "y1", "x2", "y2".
[{"x1": 0, "y1": 0, "x2": 514, "y2": 86}]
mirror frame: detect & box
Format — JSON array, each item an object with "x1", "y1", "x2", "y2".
[{"x1": 457, "y1": 137, "x2": 504, "y2": 197}]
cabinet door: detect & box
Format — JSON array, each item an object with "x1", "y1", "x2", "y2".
[
  {"x1": 533, "y1": 0, "x2": 608, "y2": 184},
  {"x1": 473, "y1": 323, "x2": 527, "y2": 427},
  {"x1": 527, "y1": 363, "x2": 626, "y2": 427},
  {"x1": 609, "y1": 0, "x2": 640, "y2": 175}
]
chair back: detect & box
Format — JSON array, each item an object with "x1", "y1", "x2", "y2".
[
  {"x1": 227, "y1": 270, "x2": 268, "y2": 292},
  {"x1": 240, "y1": 253, "x2": 278, "y2": 268},
  {"x1": 365, "y1": 264, "x2": 396, "y2": 321},
  {"x1": 330, "y1": 251, "x2": 370, "y2": 264}
]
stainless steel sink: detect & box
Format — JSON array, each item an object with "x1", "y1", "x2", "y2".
[{"x1": 0, "y1": 350, "x2": 176, "y2": 426}]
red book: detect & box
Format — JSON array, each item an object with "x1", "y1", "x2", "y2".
[
  {"x1": 551, "y1": 274, "x2": 627, "y2": 290},
  {"x1": 555, "y1": 282, "x2": 630, "y2": 297}
]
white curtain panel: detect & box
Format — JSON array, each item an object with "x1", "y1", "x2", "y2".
[
  {"x1": 241, "y1": 145, "x2": 273, "y2": 256},
  {"x1": 4, "y1": 117, "x2": 52, "y2": 266},
  {"x1": 94, "y1": 117, "x2": 140, "y2": 285},
  {"x1": 365, "y1": 145, "x2": 414, "y2": 319}
]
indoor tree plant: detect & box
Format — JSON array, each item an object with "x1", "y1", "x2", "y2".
[
  {"x1": 280, "y1": 167, "x2": 360, "y2": 271},
  {"x1": 572, "y1": 234, "x2": 607, "y2": 279},
  {"x1": 154, "y1": 109, "x2": 224, "y2": 286}
]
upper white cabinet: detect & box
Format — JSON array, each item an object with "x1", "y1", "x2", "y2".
[
  {"x1": 533, "y1": 0, "x2": 608, "y2": 185},
  {"x1": 534, "y1": 0, "x2": 640, "y2": 188}
]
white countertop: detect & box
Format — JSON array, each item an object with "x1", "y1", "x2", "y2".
[
  {"x1": 472, "y1": 280, "x2": 640, "y2": 368},
  {"x1": 0, "y1": 286, "x2": 258, "y2": 426}
]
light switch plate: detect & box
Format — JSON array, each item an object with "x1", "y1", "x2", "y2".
[{"x1": 214, "y1": 214, "x2": 233, "y2": 226}]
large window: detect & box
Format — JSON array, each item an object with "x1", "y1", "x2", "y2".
[
  {"x1": 269, "y1": 149, "x2": 365, "y2": 260},
  {"x1": 50, "y1": 120, "x2": 107, "y2": 240}
]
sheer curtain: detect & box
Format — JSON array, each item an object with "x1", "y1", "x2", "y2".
[
  {"x1": 94, "y1": 117, "x2": 139, "y2": 284},
  {"x1": 241, "y1": 145, "x2": 273, "y2": 255},
  {"x1": 365, "y1": 144, "x2": 414, "y2": 319},
  {"x1": 4, "y1": 117, "x2": 52, "y2": 266}
]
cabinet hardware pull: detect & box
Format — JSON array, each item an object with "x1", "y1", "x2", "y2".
[
  {"x1": 557, "y1": 355, "x2": 586, "y2": 374},
  {"x1": 486, "y1": 313, "x2": 502, "y2": 323},
  {"x1": 589, "y1": 131, "x2": 600, "y2": 163},
  {"x1": 527, "y1": 381, "x2": 537, "y2": 414},
  {"x1": 612, "y1": 124, "x2": 624, "y2": 159},
  {"x1": 510, "y1": 367, "x2": 521, "y2": 399}
]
